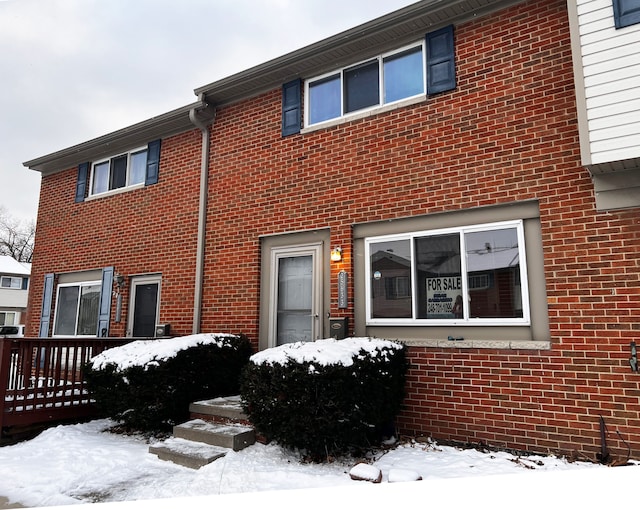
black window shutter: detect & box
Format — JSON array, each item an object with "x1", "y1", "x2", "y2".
[
  {"x1": 426, "y1": 25, "x2": 456, "y2": 95},
  {"x1": 97, "y1": 266, "x2": 114, "y2": 337},
  {"x1": 282, "y1": 79, "x2": 302, "y2": 136},
  {"x1": 613, "y1": 0, "x2": 640, "y2": 28},
  {"x1": 145, "y1": 139, "x2": 162, "y2": 186},
  {"x1": 75, "y1": 162, "x2": 90, "y2": 202},
  {"x1": 21, "y1": 277, "x2": 28, "y2": 290},
  {"x1": 39, "y1": 273, "x2": 54, "y2": 337}
]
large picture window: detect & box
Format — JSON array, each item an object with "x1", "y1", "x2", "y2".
[
  {"x1": 53, "y1": 281, "x2": 101, "y2": 336},
  {"x1": 90, "y1": 147, "x2": 147, "y2": 196},
  {"x1": 305, "y1": 42, "x2": 425, "y2": 127},
  {"x1": 365, "y1": 220, "x2": 530, "y2": 325}
]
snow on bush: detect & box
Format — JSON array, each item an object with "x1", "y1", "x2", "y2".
[
  {"x1": 85, "y1": 333, "x2": 253, "y2": 432},
  {"x1": 241, "y1": 337, "x2": 407, "y2": 460},
  {"x1": 249, "y1": 337, "x2": 404, "y2": 370},
  {"x1": 90, "y1": 333, "x2": 241, "y2": 371}
]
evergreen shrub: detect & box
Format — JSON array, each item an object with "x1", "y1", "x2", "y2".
[
  {"x1": 85, "y1": 333, "x2": 253, "y2": 433},
  {"x1": 240, "y1": 337, "x2": 407, "y2": 460}
]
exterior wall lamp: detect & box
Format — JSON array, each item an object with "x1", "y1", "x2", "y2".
[
  {"x1": 330, "y1": 247, "x2": 342, "y2": 262},
  {"x1": 113, "y1": 273, "x2": 126, "y2": 290}
]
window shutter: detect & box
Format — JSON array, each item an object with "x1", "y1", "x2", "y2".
[
  {"x1": 613, "y1": 0, "x2": 640, "y2": 28},
  {"x1": 21, "y1": 277, "x2": 28, "y2": 290},
  {"x1": 145, "y1": 139, "x2": 162, "y2": 186},
  {"x1": 282, "y1": 79, "x2": 302, "y2": 136},
  {"x1": 426, "y1": 25, "x2": 456, "y2": 95},
  {"x1": 97, "y1": 266, "x2": 114, "y2": 337},
  {"x1": 75, "y1": 162, "x2": 90, "y2": 203},
  {"x1": 39, "y1": 273, "x2": 54, "y2": 337}
]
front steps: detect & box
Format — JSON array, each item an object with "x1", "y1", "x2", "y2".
[{"x1": 149, "y1": 396, "x2": 255, "y2": 469}]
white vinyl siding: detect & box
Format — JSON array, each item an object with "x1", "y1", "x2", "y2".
[{"x1": 574, "y1": 0, "x2": 640, "y2": 165}]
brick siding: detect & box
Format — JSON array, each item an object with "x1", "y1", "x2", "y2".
[{"x1": 27, "y1": 0, "x2": 640, "y2": 460}]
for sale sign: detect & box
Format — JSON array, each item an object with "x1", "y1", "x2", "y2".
[{"x1": 426, "y1": 276, "x2": 463, "y2": 318}]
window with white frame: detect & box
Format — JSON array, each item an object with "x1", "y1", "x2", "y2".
[
  {"x1": 305, "y1": 42, "x2": 425, "y2": 127},
  {"x1": 53, "y1": 281, "x2": 101, "y2": 336},
  {"x1": 1, "y1": 276, "x2": 23, "y2": 289},
  {"x1": 90, "y1": 147, "x2": 147, "y2": 196},
  {"x1": 0, "y1": 311, "x2": 17, "y2": 326},
  {"x1": 365, "y1": 220, "x2": 530, "y2": 325}
]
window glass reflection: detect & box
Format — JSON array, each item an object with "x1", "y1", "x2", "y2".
[
  {"x1": 370, "y1": 239, "x2": 412, "y2": 318},
  {"x1": 465, "y1": 228, "x2": 523, "y2": 319}
]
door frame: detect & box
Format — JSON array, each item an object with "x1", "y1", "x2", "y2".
[
  {"x1": 259, "y1": 229, "x2": 330, "y2": 351},
  {"x1": 269, "y1": 243, "x2": 323, "y2": 347},
  {"x1": 127, "y1": 274, "x2": 162, "y2": 337}
]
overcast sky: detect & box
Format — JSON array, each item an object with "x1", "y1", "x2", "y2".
[{"x1": 0, "y1": 0, "x2": 417, "y2": 223}]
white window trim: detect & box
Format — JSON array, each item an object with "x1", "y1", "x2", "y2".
[
  {"x1": 0, "y1": 311, "x2": 17, "y2": 326},
  {"x1": 88, "y1": 146, "x2": 147, "y2": 198},
  {"x1": 365, "y1": 220, "x2": 531, "y2": 327},
  {"x1": 52, "y1": 280, "x2": 101, "y2": 337},
  {"x1": 304, "y1": 41, "x2": 426, "y2": 129},
  {"x1": 0, "y1": 276, "x2": 23, "y2": 289}
]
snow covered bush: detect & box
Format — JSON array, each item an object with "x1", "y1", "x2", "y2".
[
  {"x1": 85, "y1": 333, "x2": 253, "y2": 433},
  {"x1": 240, "y1": 337, "x2": 407, "y2": 460}
]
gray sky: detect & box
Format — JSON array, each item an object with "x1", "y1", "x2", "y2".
[{"x1": 0, "y1": 0, "x2": 416, "y2": 222}]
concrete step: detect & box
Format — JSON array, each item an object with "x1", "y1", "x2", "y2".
[
  {"x1": 149, "y1": 437, "x2": 230, "y2": 469},
  {"x1": 174, "y1": 419, "x2": 255, "y2": 451},
  {"x1": 189, "y1": 395, "x2": 248, "y2": 423}
]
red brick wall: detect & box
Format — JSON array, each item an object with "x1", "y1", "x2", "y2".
[
  {"x1": 198, "y1": 0, "x2": 640, "y2": 460},
  {"x1": 27, "y1": 129, "x2": 204, "y2": 338},
  {"x1": 27, "y1": 0, "x2": 640, "y2": 460}
]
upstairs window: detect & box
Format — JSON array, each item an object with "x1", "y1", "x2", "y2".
[
  {"x1": 75, "y1": 139, "x2": 161, "y2": 203},
  {"x1": 305, "y1": 42, "x2": 425, "y2": 127},
  {"x1": 90, "y1": 147, "x2": 147, "y2": 196},
  {"x1": 365, "y1": 220, "x2": 530, "y2": 325},
  {"x1": 1, "y1": 276, "x2": 24, "y2": 289}
]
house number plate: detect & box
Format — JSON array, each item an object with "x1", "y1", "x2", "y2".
[{"x1": 338, "y1": 270, "x2": 348, "y2": 309}]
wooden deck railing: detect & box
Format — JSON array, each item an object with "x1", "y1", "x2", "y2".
[{"x1": 0, "y1": 337, "x2": 132, "y2": 433}]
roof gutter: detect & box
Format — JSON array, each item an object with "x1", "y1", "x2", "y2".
[{"x1": 189, "y1": 97, "x2": 216, "y2": 334}]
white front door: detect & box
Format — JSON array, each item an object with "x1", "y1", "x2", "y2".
[{"x1": 270, "y1": 244, "x2": 323, "y2": 346}]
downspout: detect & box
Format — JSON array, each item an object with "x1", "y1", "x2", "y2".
[{"x1": 189, "y1": 97, "x2": 215, "y2": 334}]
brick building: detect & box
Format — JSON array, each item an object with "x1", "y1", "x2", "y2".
[{"x1": 24, "y1": 0, "x2": 640, "y2": 460}]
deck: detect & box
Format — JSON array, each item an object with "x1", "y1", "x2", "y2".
[{"x1": 0, "y1": 337, "x2": 132, "y2": 437}]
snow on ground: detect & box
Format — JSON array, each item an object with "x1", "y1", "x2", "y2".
[
  {"x1": 3, "y1": 335, "x2": 639, "y2": 508},
  {"x1": 0, "y1": 418, "x2": 635, "y2": 509}
]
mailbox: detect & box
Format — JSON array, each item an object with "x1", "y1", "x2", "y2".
[
  {"x1": 155, "y1": 324, "x2": 171, "y2": 338},
  {"x1": 329, "y1": 317, "x2": 348, "y2": 340}
]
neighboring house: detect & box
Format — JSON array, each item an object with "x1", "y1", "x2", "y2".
[
  {"x1": 23, "y1": 0, "x2": 640, "y2": 459},
  {"x1": 0, "y1": 255, "x2": 30, "y2": 327}
]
